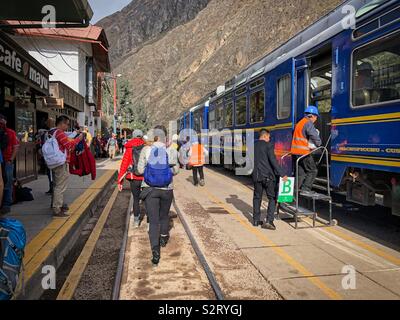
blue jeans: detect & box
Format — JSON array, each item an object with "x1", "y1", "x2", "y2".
[{"x1": 3, "y1": 162, "x2": 14, "y2": 208}]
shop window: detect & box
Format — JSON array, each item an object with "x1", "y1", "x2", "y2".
[{"x1": 16, "y1": 109, "x2": 34, "y2": 142}]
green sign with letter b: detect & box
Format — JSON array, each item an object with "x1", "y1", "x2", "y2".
[{"x1": 278, "y1": 177, "x2": 295, "y2": 203}]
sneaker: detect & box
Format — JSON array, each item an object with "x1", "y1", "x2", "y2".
[
  {"x1": 160, "y1": 235, "x2": 170, "y2": 248},
  {"x1": 169, "y1": 212, "x2": 178, "y2": 219},
  {"x1": 252, "y1": 220, "x2": 263, "y2": 227},
  {"x1": 0, "y1": 207, "x2": 10, "y2": 216},
  {"x1": 199, "y1": 179, "x2": 205, "y2": 187},
  {"x1": 262, "y1": 222, "x2": 276, "y2": 231},
  {"x1": 54, "y1": 211, "x2": 70, "y2": 218},
  {"x1": 62, "y1": 204, "x2": 70, "y2": 211},
  {"x1": 151, "y1": 247, "x2": 161, "y2": 266},
  {"x1": 132, "y1": 216, "x2": 140, "y2": 228}
]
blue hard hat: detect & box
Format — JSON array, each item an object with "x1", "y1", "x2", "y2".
[{"x1": 305, "y1": 105, "x2": 319, "y2": 116}]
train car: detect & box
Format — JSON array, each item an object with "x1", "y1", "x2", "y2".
[{"x1": 178, "y1": 0, "x2": 400, "y2": 215}]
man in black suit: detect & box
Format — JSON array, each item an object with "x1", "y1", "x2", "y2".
[{"x1": 252, "y1": 129, "x2": 288, "y2": 230}]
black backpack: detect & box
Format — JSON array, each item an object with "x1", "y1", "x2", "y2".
[{"x1": 131, "y1": 145, "x2": 144, "y2": 176}]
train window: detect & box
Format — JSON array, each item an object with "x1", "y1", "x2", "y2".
[
  {"x1": 235, "y1": 86, "x2": 247, "y2": 96},
  {"x1": 250, "y1": 89, "x2": 265, "y2": 123},
  {"x1": 353, "y1": 20, "x2": 379, "y2": 39},
  {"x1": 277, "y1": 74, "x2": 291, "y2": 119},
  {"x1": 216, "y1": 100, "x2": 224, "y2": 129},
  {"x1": 194, "y1": 111, "x2": 201, "y2": 132},
  {"x1": 224, "y1": 100, "x2": 233, "y2": 127},
  {"x1": 250, "y1": 78, "x2": 264, "y2": 90},
  {"x1": 209, "y1": 109, "x2": 216, "y2": 130},
  {"x1": 235, "y1": 95, "x2": 247, "y2": 126},
  {"x1": 352, "y1": 33, "x2": 400, "y2": 107},
  {"x1": 310, "y1": 67, "x2": 332, "y2": 113}
]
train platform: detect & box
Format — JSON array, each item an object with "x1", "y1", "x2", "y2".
[
  {"x1": 10, "y1": 158, "x2": 119, "y2": 299},
  {"x1": 166, "y1": 167, "x2": 400, "y2": 300}
]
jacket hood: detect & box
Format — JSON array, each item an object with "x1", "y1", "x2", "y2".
[{"x1": 125, "y1": 138, "x2": 145, "y2": 149}]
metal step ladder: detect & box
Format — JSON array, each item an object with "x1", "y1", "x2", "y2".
[{"x1": 278, "y1": 146, "x2": 333, "y2": 229}]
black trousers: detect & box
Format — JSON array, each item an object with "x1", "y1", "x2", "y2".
[
  {"x1": 297, "y1": 155, "x2": 318, "y2": 191},
  {"x1": 144, "y1": 189, "x2": 174, "y2": 250},
  {"x1": 192, "y1": 166, "x2": 204, "y2": 185},
  {"x1": 253, "y1": 179, "x2": 278, "y2": 224},
  {"x1": 129, "y1": 180, "x2": 142, "y2": 218}
]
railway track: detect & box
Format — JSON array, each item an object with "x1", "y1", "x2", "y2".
[{"x1": 50, "y1": 181, "x2": 224, "y2": 300}]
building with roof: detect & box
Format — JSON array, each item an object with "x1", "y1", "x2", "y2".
[{"x1": 6, "y1": 22, "x2": 110, "y2": 137}]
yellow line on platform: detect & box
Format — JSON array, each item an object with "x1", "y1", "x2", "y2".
[
  {"x1": 200, "y1": 187, "x2": 342, "y2": 300},
  {"x1": 22, "y1": 170, "x2": 117, "y2": 291},
  {"x1": 57, "y1": 186, "x2": 120, "y2": 300},
  {"x1": 323, "y1": 228, "x2": 400, "y2": 267},
  {"x1": 207, "y1": 168, "x2": 400, "y2": 269}
]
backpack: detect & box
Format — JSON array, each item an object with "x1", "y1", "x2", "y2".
[
  {"x1": 109, "y1": 139, "x2": 116, "y2": 147},
  {"x1": 144, "y1": 146, "x2": 173, "y2": 188},
  {"x1": 0, "y1": 218, "x2": 26, "y2": 300},
  {"x1": 0, "y1": 128, "x2": 8, "y2": 151},
  {"x1": 42, "y1": 130, "x2": 67, "y2": 169},
  {"x1": 131, "y1": 144, "x2": 144, "y2": 176}
]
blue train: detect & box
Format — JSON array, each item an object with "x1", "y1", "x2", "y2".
[{"x1": 176, "y1": 0, "x2": 400, "y2": 216}]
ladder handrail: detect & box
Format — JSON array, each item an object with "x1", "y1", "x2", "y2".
[{"x1": 295, "y1": 146, "x2": 330, "y2": 211}]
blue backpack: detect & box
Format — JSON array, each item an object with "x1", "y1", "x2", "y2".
[
  {"x1": 144, "y1": 146, "x2": 173, "y2": 188},
  {"x1": 0, "y1": 218, "x2": 26, "y2": 300}
]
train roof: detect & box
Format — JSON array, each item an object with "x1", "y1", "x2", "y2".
[{"x1": 209, "y1": 0, "x2": 395, "y2": 102}]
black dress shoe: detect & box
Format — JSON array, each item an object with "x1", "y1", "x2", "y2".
[
  {"x1": 262, "y1": 222, "x2": 276, "y2": 231},
  {"x1": 160, "y1": 235, "x2": 170, "y2": 248},
  {"x1": 152, "y1": 247, "x2": 161, "y2": 265},
  {"x1": 253, "y1": 220, "x2": 263, "y2": 227}
]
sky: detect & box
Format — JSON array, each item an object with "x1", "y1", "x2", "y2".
[{"x1": 88, "y1": 0, "x2": 132, "y2": 23}]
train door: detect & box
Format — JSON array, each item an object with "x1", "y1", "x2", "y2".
[{"x1": 308, "y1": 48, "x2": 333, "y2": 153}]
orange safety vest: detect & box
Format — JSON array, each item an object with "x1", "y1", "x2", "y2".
[
  {"x1": 189, "y1": 143, "x2": 205, "y2": 167},
  {"x1": 291, "y1": 118, "x2": 311, "y2": 155}
]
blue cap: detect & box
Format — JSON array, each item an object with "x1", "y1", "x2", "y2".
[{"x1": 305, "y1": 106, "x2": 319, "y2": 117}]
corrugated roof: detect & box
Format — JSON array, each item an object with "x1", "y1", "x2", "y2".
[{"x1": 4, "y1": 21, "x2": 110, "y2": 72}]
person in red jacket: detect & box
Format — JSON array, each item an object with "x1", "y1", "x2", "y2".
[{"x1": 118, "y1": 130, "x2": 145, "y2": 228}]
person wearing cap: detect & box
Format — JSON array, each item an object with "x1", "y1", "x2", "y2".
[
  {"x1": 290, "y1": 106, "x2": 322, "y2": 194},
  {"x1": 118, "y1": 129, "x2": 145, "y2": 228},
  {"x1": 170, "y1": 134, "x2": 179, "y2": 151},
  {"x1": 106, "y1": 133, "x2": 119, "y2": 159}
]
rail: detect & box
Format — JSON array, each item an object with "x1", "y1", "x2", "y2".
[{"x1": 173, "y1": 199, "x2": 225, "y2": 300}]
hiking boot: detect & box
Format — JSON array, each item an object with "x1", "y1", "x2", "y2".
[
  {"x1": 262, "y1": 222, "x2": 276, "y2": 231},
  {"x1": 160, "y1": 235, "x2": 170, "y2": 248},
  {"x1": 152, "y1": 247, "x2": 161, "y2": 266},
  {"x1": 199, "y1": 179, "x2": 205, "y2": 187}
]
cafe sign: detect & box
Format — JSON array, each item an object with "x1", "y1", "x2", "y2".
[{"x1": 0, "y1": 33, "x2": 50, "y2": 94}]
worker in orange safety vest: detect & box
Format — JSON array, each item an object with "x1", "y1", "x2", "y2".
[
  {"x1": 188, "y1": 135, "x2": 209, "y2": 187},
  {"x1": 291, "y1": 106, "x2": 322, "y2": 194}
]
